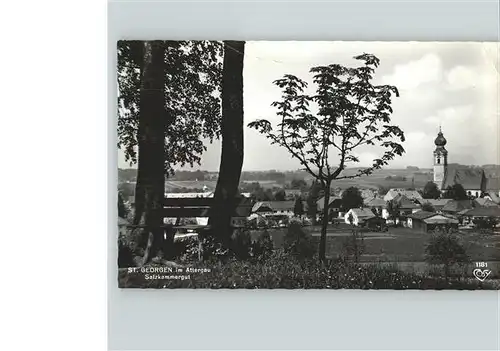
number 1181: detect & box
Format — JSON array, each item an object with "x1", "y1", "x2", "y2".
[{"x1": 475, "y1": 262, "x2": 488, "y2": 268}]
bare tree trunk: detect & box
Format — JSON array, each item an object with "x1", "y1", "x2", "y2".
[
  {"x1": 209, "y1": 41, "x2": 245, "y2": 249},
  {"x1": 319, "y1": 181, "x2": 331, "y2": 262},
  {"x1": 133, "y1": 41, "x2": 166, "y2": 265}
]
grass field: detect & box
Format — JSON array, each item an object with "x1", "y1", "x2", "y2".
[
  {"x1": 251, "y1": 224, "x2": 500, "y2": 278},
  {"x1": 164, "y1": 169, "x2": 433, "y2": 192}
]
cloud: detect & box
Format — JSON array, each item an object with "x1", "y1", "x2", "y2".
[
  {"x1": 381, "y1": 53, "x2": 443, "y2": 91},
  {"x1": 424, "y1": 105, "x2": 474, "y2": 126}
]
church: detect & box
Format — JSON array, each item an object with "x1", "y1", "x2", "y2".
[{"x1": 432, "y1": 128, "x2": 493, "y2": 198}]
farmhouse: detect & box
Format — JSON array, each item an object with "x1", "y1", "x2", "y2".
[
  {"x1": 364, "y1": 197, "x2": 386, "y2": 216},
  {"x1": 462, "y1": 206, "x2": 500, "y2": 219},
  {"x1": 407, "y1": 211, "x2": 459, "y2": 233},
  {"x1": 441, "y1": 199, "x2": 474, "y2": 215},
  {"x1": 344, "y1": 208, "x2": 376, "y2": 226},
  {"x1": 384, "y1": 188, "x2": 423, "y2": 203},
  {"x1": 251, "y1": 201, "x2": 295, "y2": 218},
  {"x1": 393, "y1": 194, "x2": 421, "y2": 215},
  {"x1": 316, "y1": 195, "x2": 342, "y2": 213},
  {"x1": 417, "y1": 198, "x2": 452, "y2": 212},
  {"x1": 473, "y1": 198, "x2": 499, "y2": 208}
]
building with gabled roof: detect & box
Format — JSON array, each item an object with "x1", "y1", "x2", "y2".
[
  {"x1": 407, "y1": 211, "x2": 458, "y2": 232},
  {"x1": 383, "y1": 188, "x2": 423, "y2": 202},
  {"x1": 344, "y1": 208, "x2": 376, "y2": 226}
]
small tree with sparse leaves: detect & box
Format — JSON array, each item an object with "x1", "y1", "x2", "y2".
[
  {"x1": 425, "y1": 233, "x2": 469, "y2": 282},
  {"x1": 248, "y1": 54, "x2": 405, "y2": 261}
]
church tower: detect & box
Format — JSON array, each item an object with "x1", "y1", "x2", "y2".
[{"x1": 433, "y1": 127, "x2": 448, "y2": 190}]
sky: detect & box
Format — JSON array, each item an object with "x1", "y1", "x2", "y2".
[{"x1": 118, "y1": 41, "x2": 499, "y2": 171}]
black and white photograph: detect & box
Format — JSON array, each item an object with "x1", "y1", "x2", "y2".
[{"x1": 116, "y1": 40, "x2": 500, "y2": 290}]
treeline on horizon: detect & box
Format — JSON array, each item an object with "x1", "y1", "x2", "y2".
[{"x1": 118, "y1": 163, "x2": 500, "y2": 183}]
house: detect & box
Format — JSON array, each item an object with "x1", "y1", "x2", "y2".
[
  {"x1": 407, "y1": 211, "x2": 459, "y2": 233},
  {"x1": 461, "y1": 206, "x2": 500, "y2": 228},
  {"x1": 473, "y1": 198, "x2": 499, "y2": 208},
  {"x1": 316, "y1": 195, "x2": 342, "y2": 213},
  {"x1": 484, "y1": 177, "x2": 500, "y2": 200},
  {"x1": 251, "y1": 201, "x2": 295, "y2": 218},
  {"x1": 384, "y1": 188, "x2": 423, "y2": 203},
  {"x1": 441, "y1": 199, "x2": 474, "y2": 215},
  {"x1": 485, "y1": 192, "x2": 500, "y2": 204},
  {"x1": 392, "y1": 194, "x2": 421, "y2": 215},
  {"x1": 462, "y1": 206, "x2": 500, "y2": 219},
  {"x1": 417, "y1": 198, "x2": 452, "y2": 212},
  {"x1": 364, "y1": 197, "x2": 387, "y2": 217},
  {"x1": 344, "y1": 208, "x2": 376, "y2": 226}
]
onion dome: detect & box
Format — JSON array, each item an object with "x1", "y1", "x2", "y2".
[{"x1": 434, "y1": 129, "x2": 447, "y2": 147}]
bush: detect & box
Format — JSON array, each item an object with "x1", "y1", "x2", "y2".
[
  {"x1": 230, "y1": 229, "x2": 253, "y2": 260},
  {"x1": 119, "y1": 252, "x2": 496, "y2": 290},
  {"x1": 283, "y1": 221, "x2": 317, "y2": 259},
  {"x1": 251, "y1": 230, "x2": 274, "y2": 260}
]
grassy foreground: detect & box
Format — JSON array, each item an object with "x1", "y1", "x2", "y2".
[{"x1": 118, "y1": 253, "x2": 499, "y2": 290}]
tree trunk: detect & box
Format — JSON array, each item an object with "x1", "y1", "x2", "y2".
[
  {"x1": 133, "y1": 41, "x2": 166, "y2": 265},
  {"x1": 319, "y1": 182, "x2": 331, "y2": 262},
  {"x1": 209, "y1": 41, "x2": 245, "y2": 249}
]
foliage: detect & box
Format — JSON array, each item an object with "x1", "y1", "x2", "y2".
[
  {"x1": 283, "y1": 221, "x2": 317, "y2": 259},
  {"x1": 473, "y1": 217, "x2": 498, "y2": 230},
  {"x1": 120, "y1": 253, "x2": 493, "y2": 289},
  {"x1": 247, "y1": 53, "x2": 405, "y2": 261},
  {"x1": 118, "y1": 182, "x2": 135, "y2": 199},
  {"x1": 274, "y1": 189, "x2": 286, "y2": 201},
  {"x1": 290, "y1": 178, "x2": 308, "y2": 189},
  {"x1": 386, "y1": 200, "x2": 401, "y2": 225},
  {"x1": 422, "y1": 181, "x2": 441, "y2": 199},
  {"x1": 425, "y1": 233, "x2": 469, "y2": 281},
  {"x1": 341, "y1": 186, "x2": 364, "y2": 211},
  {"x1": 118, "y1": 192, "x2": 128, "y2": 219},
  {"x1": 306, "y1": 180, "x2": 322, "y2": 221},
  {"x1": 442, "y1": 184, "x2": 468, "y2": 201},
  {"x1": 293, "y1": 197, "x2": 304, "y2": 216},
  {"x1": 341, "y1": 230, "x2": 365, "y2": 263},
  {"x1": 230, "y1": 229, "x2": 253, "y2": 260},
  {"x1": 421, "y1": 202, "x2": 436, "y2": 212},
  {"x1": 240, "y1": 182, "x2": 274, "y2": 201},
  {"x1": 117, "y1": 40, "x2": 224, "y2": 176},
  {"x1": 251, "y1": 230, "x2": 274, "y2": 260}
]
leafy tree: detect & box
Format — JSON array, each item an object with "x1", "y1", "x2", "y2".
[
  {"x1": 294, "y1": 197, "x2": 304, "y2": 216},
  {"x1": 421, "y1": 202, "x2": 436, "y2": 212},
  {"x1": 291, "y1": 178, "x2": 307, "y2": 189},
  {"x1": 274, "y1": 189, "x2": 286, "y2": 201},
  {"x1": 442, "y1": 184, "x2": 468, "y2": 201},
  {"x1": 133, "y1": 41, "x2": 167, "y2": 264},
  {"x1": 117, "y1": 40, "x2": 224, "y2": 262},
  {"x1": 209, "y1": 41, "x2": 245, "y2": 248},
  {"x1": 306, "y1": 180, "x2": 323, "y2": 225},
  {"x1": 117, "y1": 40, "x2": 223, "y2": 175},
  {"x1": 425, "y1": 234, "x2": 469, "y2": 282},
  {"x1": 422, "y1": 181, "x2": 441, "y2": 199},
  {"x1": 283, "y1": 221, "x2": 317, "y2": 259},
  {"x1": 118, "y1": 182, "x2": 135, "y2": 199},
  {"x1": 248, "y1": 54, "x2": 405, "y2": 261},
  {"x1": 341, "y1": 187, "x2": 364, "y2": 211},
  {"x1": 386, "y1": 200, "x2": 401, "y2": 225}
]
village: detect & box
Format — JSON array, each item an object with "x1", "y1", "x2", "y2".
[{"x1": 119, "y1": 129, "x2": 500, "y2": 271}]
